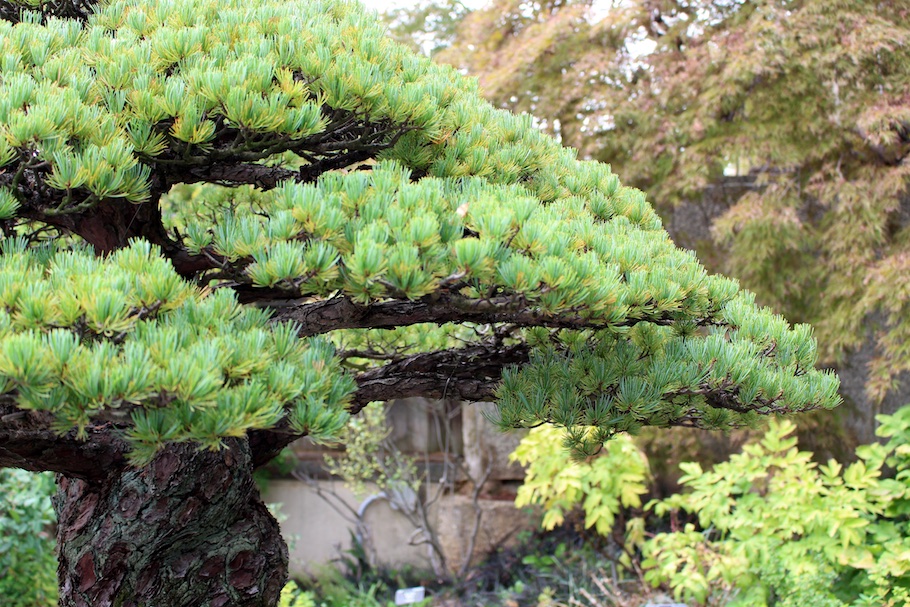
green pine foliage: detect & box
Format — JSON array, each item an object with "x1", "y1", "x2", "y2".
[
  {"x1": 0, "y1": 0, "x2": 840, "y2": 462},
  {"x1": 0, "y1": 239, "x2": 351, "y2": 463}
]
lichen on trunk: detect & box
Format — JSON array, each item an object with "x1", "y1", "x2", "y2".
[{"x1": 53, "y1": 439, "x2": 288, "y2": 607}]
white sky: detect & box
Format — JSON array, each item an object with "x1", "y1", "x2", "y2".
[
  {"x1": 366, "y1": 0, "x2": 623, "y2": 24},
  {"x1": 366, "y1": 0, "x2": 490, "y2": 12}
]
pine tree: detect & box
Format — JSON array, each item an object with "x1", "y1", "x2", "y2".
[
  {"x1": 433, "y1": 0, "x2": 910, "y2": 443},
  {"x1": 0, "y1": 0, "x2": 839, "y2": 605}
]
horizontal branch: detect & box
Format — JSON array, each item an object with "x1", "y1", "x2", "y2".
[
  {"x1": 159, "y1": 145, "x2": 395, "y2": 190},
  {"x1": 165, "y1": 162, "x2": 299, "y2": 190},
  {"x1": 0, "y1": 339, "x2": 529, "y2": 475},
  {"x1": 0, "y1": 404, "x2": 128, "y2": 481},
  {"x1": 349, "y1": 342, "x2": 530, "y2": 411},
  {"x1": 248, "y1": 341, "x2": 529, "y2": 466},
  {"x1": 1, "y1": 334, "x2": 821, "y2": 475},
  {"x1": 267, "y1": 292, "x2": 684, "y2": 337}
]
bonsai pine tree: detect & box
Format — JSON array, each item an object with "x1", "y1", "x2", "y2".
[{"x1": 0, "y1": 0, "x2": 839, "y2": 605}]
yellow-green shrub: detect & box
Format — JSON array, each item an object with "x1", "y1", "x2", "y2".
[
  {"x1": 510, "y1": 426, "x2": 650, "y2": 535},
  {"x1": 639, "y1": 414, "x2": 910, "y2": 606},
  {"x1": 279, "y1": 582, "x2": 316, "y2": 607}
]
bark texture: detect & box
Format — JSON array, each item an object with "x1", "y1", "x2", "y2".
[
  {"x1": 267, "y1": 292, "x2": 686, "y2": 337},
  {"x1": 0, "y1": 404, "x2": 127, "y2": 480},
  {"x1": 53, "y1": 439, "x2": 287, "y2": 607}
]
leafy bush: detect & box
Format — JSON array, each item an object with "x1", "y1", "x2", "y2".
[
  {"x1": 323, "y1": 403, "x2": 419, "y2": 499},
  {"x1": 639, "y1": 415, "x2": 910, "y2": 606},
  {"x1": 279, "y1": 581, "x2": 317, "y2": 607},
  {"x1": 0, "y1": 469, "x2": 58, "y2": 607},
  {"x1": 510, "y1": 426, "x2": 650, "y2": 535},
  {"x1": 297, "y1": 566, "x2": 432, "y2": 607}
]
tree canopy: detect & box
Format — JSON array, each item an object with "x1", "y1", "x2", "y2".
[{"x1": 0, "y1": 0, "x2": 841, "y2": 470}]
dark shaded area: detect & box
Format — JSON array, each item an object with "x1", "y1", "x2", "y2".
[{"x1": 0, "y1": 0, "x2": 94, "y2": 24}]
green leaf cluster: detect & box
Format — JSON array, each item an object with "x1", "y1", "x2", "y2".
[
  {"x1": 639, "y1": 415, "x2": 910, "y2": 606},
  {"x1": 0, "y1": 469, "x2": 57, "y2": 607},
  {"x1": 0, "y1": 240, "x2": 353, "y2": 463},
  {"x1": 511, "y1": 409, "x2": 910, "y2": 606},
  {"x1": 0, "y1": 0, "x2": 474, "y2": 211},
  {"x1": 510, "y1": 425, "x2": 649, "y2": 535},
  {"x1": 495, "y1": 296, "x2": 839, "y2": 455},
  {"x1": 278, "y1": 582, "x2": 316, "y2": 607},
  {"x1": 429, "y1": 0, "x2": 910, "y2": 404},
  {"x1": 178, "y1": 161, "x2": 689, "y2": 309},
  {"x1": 164, "y1": 156, "x2": 841, "y2": 447}
]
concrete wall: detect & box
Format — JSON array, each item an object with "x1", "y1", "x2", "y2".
[
  {"x1": 267, "y1": 479, "x2": 436, "y2": 574},
  {"x1": 267, "y1": 479, "x2": 537, "y2": 578},
  {"x1": 264, "y1": 400, "x2": 537, "y2": 578}
]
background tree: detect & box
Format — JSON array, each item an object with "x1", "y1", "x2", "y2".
[
  {"x1": 0, "y1": 0, "x2": 840, "y2": 605},
  {"x1": 0, "y1": 469, "x2": 57, "y2": 607},
  {"x1": 384, "y1": 0, "x2": 471, "y2": 56},
  {"x1": 434, "y1": 0, "x2": 910, "y2": 445}
]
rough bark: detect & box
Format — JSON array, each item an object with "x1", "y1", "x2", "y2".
[
  {"x1": 349, "y1": 342, "x2": 529, "y2": 411},
  {"x1": 0, "y1": 404, "x2": 128, "y2": 480},
  {"x1": 53, "y1": 438, "x2": 288, "y2": 607},
  {"x1": 265, "y1": 292, "x2": 690, "y2": 337}
]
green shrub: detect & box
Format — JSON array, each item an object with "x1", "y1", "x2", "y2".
[
  {"x1": 299, "y1": 566, "x2": 432, "y2": 607},
  {"x1": 279, "y1": 581, "x2": 317, "y2": 607},
  {"x1": 0, "y1": 469, "x2": 58, "y2": 607},
  {"x1": 510, "y1": 426, "x2": 650, "y2": 535},
  {"x1": 638, "y1": 414, "x2": 910, "y2": 606}
]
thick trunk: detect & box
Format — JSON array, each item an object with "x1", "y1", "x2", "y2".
[{"x1": 53, "y1": 439, "x2": 288, "y2": 607}]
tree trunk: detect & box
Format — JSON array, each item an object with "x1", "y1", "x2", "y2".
[{"x1": 53, "y1": 439, "x2": 288, "y2": 607}]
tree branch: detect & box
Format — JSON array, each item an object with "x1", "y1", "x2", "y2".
[
  {"x1": 0, "y1": 404, "x2": 128, "y2": 481},
  {"x1": 247, "y1": 341, "x2": 529, "y2": 467},
  {"x1": 266, "y1": 292, "x2": 689, "y2": 337},
  {"x1": 1, "y1": 336, "x2": 822, "y2": 475},
  {"x1": 164, "y1": 163, "x2": 300, "y2": 190},
  {"x1": 349, "y1": 342, "x2": 530, "y2": 411}
]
